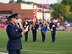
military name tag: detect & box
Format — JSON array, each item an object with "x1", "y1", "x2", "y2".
[
  {"x1": 33, "y1": 28, "x2": 35, "y2": 29},
  {"x1": 16, "y1": 29, "x2": 18, "y2": 31}
]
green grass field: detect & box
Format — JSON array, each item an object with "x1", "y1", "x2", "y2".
[{"x1": 0, "y1": 30, "x2": 72, "y2": 54}]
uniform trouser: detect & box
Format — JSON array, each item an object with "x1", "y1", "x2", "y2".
[
  {"x1": 32, "y1": 30, "x2": 37, "y2": 42},
  {"x1": 41, "y1": 31, "x2": 45, "y2": 42},
  {"x1": 25, "y1": 31, "x2": 28, "y2": 42},
  {"x1": 8, "y1": 50, "x2": 21, "y2": 54},
  {"x1": 51, "y1": 31, "x2": 56, "y2": 42}
]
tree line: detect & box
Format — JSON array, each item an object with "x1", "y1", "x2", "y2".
[{"x1": 50, "y1": 0, "x2": 72, "y2": 22}]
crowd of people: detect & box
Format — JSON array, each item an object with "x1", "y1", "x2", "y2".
[
  {"x1": 6, "y1": 13, "x2": 61, "y2": 54},
  {"x1": 16, "y1": 16, "x2": 58, "y2": 43}
]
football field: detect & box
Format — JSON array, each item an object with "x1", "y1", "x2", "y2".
[{"x1": 0, "y1": 30, "x2": 72, "y2": 54}]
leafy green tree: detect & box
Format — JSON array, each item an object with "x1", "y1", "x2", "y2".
[
  {"x1": 17, "y1": 0, "x2": 22, "y2": 3},
  {"x1": 9, "y1": 0, "x2": 14, "y2": 3},
  {"x1": 51, "y1": 0, "x2": 72, "y2": 22},
  {"x1": 61, "y1": 0, "x2": 72, "y2": 21},
  {"x1": 61, "y1": 0, "x2": 72, "y2": 5},
  {"x1": 51, "y1": 3, "x2": 66, "y2": 19}
]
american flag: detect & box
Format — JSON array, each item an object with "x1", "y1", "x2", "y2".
[{"x1": 33, "y1": 3, "x2": 37, "y2": 21}]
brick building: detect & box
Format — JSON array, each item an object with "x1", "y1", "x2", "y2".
[
  {"x1": 0, "y1": 3, "x2": 51, "y2": 29},
  {"x1": 0, "y1": 3, "x2": 51, "y2": 20},
  {"x1": 0, "y1": 3, "x2": 33, "y2": 19}
]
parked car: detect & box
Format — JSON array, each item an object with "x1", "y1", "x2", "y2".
[
  {"x1": 56, "y1": 26, "x2": 65, "y2": 31},
  {"x1": 69, "y1": 22, "x2": 72, "y2": 27}
]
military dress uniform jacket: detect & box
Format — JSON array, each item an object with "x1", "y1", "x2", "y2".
[
  {"x1": 31, "y1": 24, "x2": 39, "y2": 31},
  {"x1": 23, "y1": 21, "x2": 30, "y2": 31},
  {"x1": 6, "y1": 22, "x2": 22, "y2": 50},
  {"x1": 50, "y1": 22, "x2": 56, "y2": 31}
]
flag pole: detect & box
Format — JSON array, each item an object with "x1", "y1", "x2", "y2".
[
  {"x1": 33, "y1": 0, "x2": 34, "y2": 21},
  {"x1": 42, "y1": 3, "x2": 44, "y2": 20}
]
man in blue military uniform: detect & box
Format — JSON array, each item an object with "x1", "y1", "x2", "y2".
[
  {"x1": 50, "y1": 22, "x2": 57, "y2": 42},
  {"x1": 6, "y1": 13, "x2": 23, "y2": 54},
  {"x1": 31, "y1": 21, "x2": 39, "y2": 42}
]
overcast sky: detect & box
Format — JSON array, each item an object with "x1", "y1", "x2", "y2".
[{"x1": 0, "y1": 0, "x2": 58, "y2": 4}]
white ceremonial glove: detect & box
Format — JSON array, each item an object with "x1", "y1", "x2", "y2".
[{"x1": 51, "y1": 29, "x2": 53, "y2": 31}]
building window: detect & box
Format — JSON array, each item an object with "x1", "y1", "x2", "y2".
[{"x1": 0, "y1": 11, "x2": 12, "y2": 14}]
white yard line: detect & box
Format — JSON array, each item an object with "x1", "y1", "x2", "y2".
[
  {"x1": 0, "y1": 52, "x2": 8, "y2": 54},
  {"x1": 23, "y1": 50, "x2": 56, "y2": 53},
  {"x1": 23, "y1": 50, "x2": 72, "y2": 53},
  {"x1": 0, "y1": 50, "x2": 72, "y2": 54}
]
